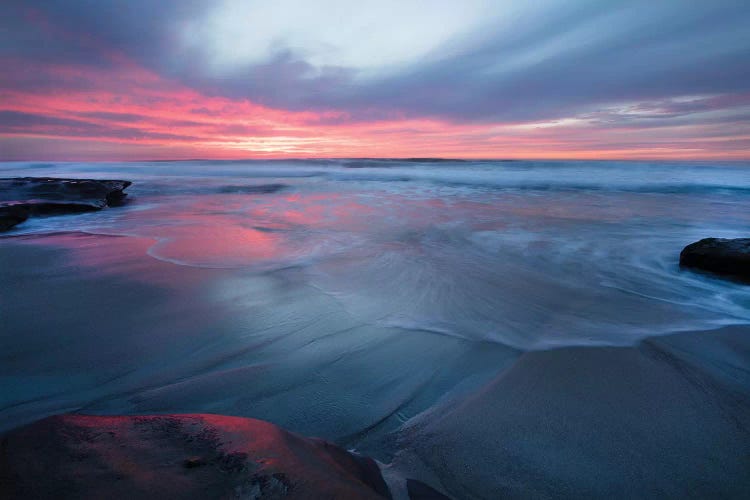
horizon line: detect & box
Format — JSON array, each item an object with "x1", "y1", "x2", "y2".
[{"x1": 2, "y1": 156, "x2": 750, "y2": 164}]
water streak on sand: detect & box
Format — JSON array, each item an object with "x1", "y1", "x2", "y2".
[{"x1": 1, "y1": 160, "x2": 750, "y2": 495}]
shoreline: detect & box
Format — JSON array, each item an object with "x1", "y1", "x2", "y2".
[
  {"x1": 2, "y1": 165, "x2": 749, "y2": 497},
  {"x1": 2, "y1": 323, "x2": 749, "y2": 498}
]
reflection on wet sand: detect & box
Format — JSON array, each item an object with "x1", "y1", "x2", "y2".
[{"x1": 2, "y1": 160, "x2": 750, "y2": 497}]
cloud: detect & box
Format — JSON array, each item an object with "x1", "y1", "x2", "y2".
[
  {"x1": 153, "y1": 0, "x2": 750, "y2": 122},
  {"x1": 3, "y1": 1, "x2": 748, "y2": 121},
  {"x1": 0, "y1": 110, "x2": 202, "y2": 142},
  {"x1": 0, "y1": 0, "x2": 749, "y2": 159}
]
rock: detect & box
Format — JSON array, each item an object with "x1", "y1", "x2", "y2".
[
  {"x1": 0, "y1": 414, "x2": 392, "y2": 499},
  {"x1": 183, "y1": 457, "x2": 207, "y2": 468},
  {"x1": 0, "y1": 205, "x2": 30, "y2": 231},
  {"x1": 679, "y1": 238, "x2": 750, "y2": 281},
  {"x1": 0, "y1": 177, "x2": 131, "y2": 231}
]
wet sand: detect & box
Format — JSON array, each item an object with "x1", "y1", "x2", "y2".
[
  {"x1": 3, "y1": 231, "x2": 749, "y2": 497},
  {"x1": 3, "y1": 160, "x2": 750, "y2": 497},
  {"x1": 393, "y1": 326, "x2": 750, "y2": 498},
  {"x1": 0, "y1": 232, "x2": 514, "y2": 453}
]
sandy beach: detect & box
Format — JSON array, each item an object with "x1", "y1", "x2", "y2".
[{"x1": 2, "y1": 160, "x2": 749, "y2": 497}]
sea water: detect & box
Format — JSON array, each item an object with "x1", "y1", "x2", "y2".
[{"x1": 2, "y1": 159, "x2": 749, "y2": 449}]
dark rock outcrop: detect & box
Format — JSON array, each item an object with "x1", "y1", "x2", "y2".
[
  {"x1": 679, "y1": 238, "x2": 750, "y2": 281},
  {"x1": 0, "y1": 205, "x2": 30, "y2": 231},
  {"x1": 0, "y1": 413, "x2": 392, "y2": 499},
  {"x1": 0, "y1": 177, "x2": 131, "y2": 231}
]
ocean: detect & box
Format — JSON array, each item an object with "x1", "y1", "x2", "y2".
[{"x1": 2, "y1": 159, "x2": 750, "y2": 495}]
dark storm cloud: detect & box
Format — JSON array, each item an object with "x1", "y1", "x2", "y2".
[{"x1": 1, "y1": 0, "x2": 749, "y2": 123}]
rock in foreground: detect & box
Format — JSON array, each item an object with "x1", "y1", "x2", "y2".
[
  {"x1": 0, "y1": 414, "x2": 391, "y2": 499},
  {"x1": 0, "y1": 177, "x2": 131, "y2": 231},
  {"x1": 679, "y1": 237, "x2": 750, "y2": 281}
]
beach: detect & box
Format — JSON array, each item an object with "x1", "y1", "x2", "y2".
[{"x1": 2, "y1": 159, "x2": 750, "y2": 497}]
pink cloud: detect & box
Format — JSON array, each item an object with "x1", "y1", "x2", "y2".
[{"x1": 1, "y1": 58, "x2": 748, "y2": 161}]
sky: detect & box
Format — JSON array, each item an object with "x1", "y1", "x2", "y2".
[{"x1": 1, "y1": 0, "x2": 749, "y2": 160}]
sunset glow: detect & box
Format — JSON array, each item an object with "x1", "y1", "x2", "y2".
[{"x1": 2, "y1": 1, "x2": 749, "y2": 160}]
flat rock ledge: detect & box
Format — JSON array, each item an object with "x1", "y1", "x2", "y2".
[
  {"x1": 679, "y1": 237, "x2": 750, "y2": 282},
  {"x1": 0, "y1": 413, "x2": 393, "y2": 499},
  {"x1": 0, "y1": 177, "x2": 131, "y2": 231}
]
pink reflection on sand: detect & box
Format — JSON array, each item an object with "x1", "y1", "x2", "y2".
[
  {"x1": 134, "y1": 191, "x2": 400, "y2": 267},
  {"x1": 269, "y1": 193, "x2": 377, "y2": 230},
  {"x1": 150, "y1": 225, "x2": 280, "y2": 267},
  {"x1": 3, "y1": 232, "x2": 218, "y2": 288},
  {"x1": 8, "y1": 189, "x2": 651, "y2": 271},
  {"x1": 8, "y1": 231, "x2": 153, "y2": 269}
]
